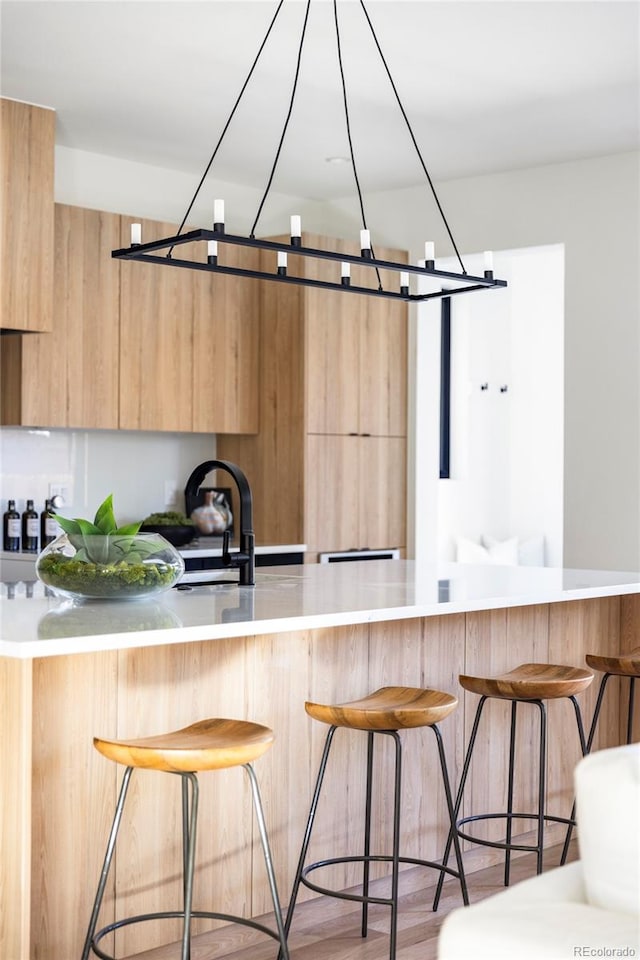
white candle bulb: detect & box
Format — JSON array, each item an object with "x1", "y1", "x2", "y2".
[
  {"x1": 400, "y1": 272, "x2": 409, "y2": 288},
  {"x1": 290, "y1": 215, "x2": 301, "y2": 237},
  {"x1": 360, "y1": 229, "x2": 371, "y2": 250},
  {"x1": 484, "y1": 250, "x2": 494, "y2": 272},
  {"x1": 131, "y1": 223, "x2": 141, "y2": 245},
  {"x1": 424, "y1": 241, "x2": 435, "y2": 261},
  {"x1": 341, "y1": 262, "x2": 351, "y2": 278},
  {"x1": 278, "y1": 251, "x2": 287, "y2": 269},
  {"x1": 214, "y1": 199, "x2": 225, "y2": 224},
  {"x1": 207, "y1": 240, "x2": 218, "y2": 258}
]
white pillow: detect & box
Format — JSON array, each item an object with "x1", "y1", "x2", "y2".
[
  {"x1": 483, "y1": 533, "x2": 545, "y2": 567},
  {"x1": 456, "y1": 536, "x2": 519, "y2": 565},
  {"x1": 517, "y1": 535, "x2": 545, "y2": 566}
]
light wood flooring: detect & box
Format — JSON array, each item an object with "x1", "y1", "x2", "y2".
[{"x1": 125, "y1": 840, "x2": 578, "y2": 960}]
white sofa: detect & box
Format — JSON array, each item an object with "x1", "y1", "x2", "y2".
[{"x1": 438, "y1": 743, "x2": 640, "y2": 959}]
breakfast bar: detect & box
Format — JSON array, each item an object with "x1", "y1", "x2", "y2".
[{"x1": 2, "y1": 560, "x2": 639, "y2": 960}]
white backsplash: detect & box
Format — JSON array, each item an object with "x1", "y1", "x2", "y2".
[{"x1": 0, "y1": 427, "x2": 216, "y2": 525}]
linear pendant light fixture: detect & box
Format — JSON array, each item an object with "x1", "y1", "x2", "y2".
[{"x1": 112, "y1": 0, "x2": 507, "y2": 303}]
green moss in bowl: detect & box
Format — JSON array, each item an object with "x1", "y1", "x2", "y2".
[{"x1": 140, "y1": 511, "x2": 196, "y2": 547}]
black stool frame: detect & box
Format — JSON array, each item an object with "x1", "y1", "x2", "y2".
[
  {"x1": 279, "y1": 723, "x2": 468, "y2": 960},
  {"x1": 433, "y1": 693, "x2": 588, "y2": 910},
  {"x1": 560, "y1": 670, "x2": 637, "y2": 864},
  {"x1": 82, "y1": 764, "x2": 289, "y2": 960}
]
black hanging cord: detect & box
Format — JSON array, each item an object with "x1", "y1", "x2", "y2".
[
  {"x1": 333, "y1": 0, "x2": 382, "y2": 291},
  {"x1": 358, "y1": 0, "x2": 467, "y2": 275},
  {"x1": 169, "y1": 0, "x2": 286, "y2": 256},
  {"x1": 249, "y1": 0, "x2": 312, "y2": 238}
]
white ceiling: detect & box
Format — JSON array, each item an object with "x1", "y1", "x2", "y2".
[{"x1": 1, "y1": 0, "x2": 639, "y2": 201}]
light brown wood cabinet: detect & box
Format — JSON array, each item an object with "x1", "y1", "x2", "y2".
[
  {"x1": 1, "y1": 205, "x2": 120, "y2": 428},
  {"x1": 1, "y1": 98, "x2": 55, "y2": 333},
  {"x1": 119, "y1": 218, "x2": 195, "y2": 432},
  {"x1": 1, "y1": 208, "x2": 259, "y2": 434},
  {"x1": 218, "y1": 233, "x2": 408, "y2": 558},
  {"x1": 305, "y1": 434, "x2": 406, "y2": 554},
  {"x1": 119, "y1": 216, "x2": 259, "y2": 434}
]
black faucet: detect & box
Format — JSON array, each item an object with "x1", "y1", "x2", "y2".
[{"x1": 184, "y1": 459, "x2": 255, "y2": 586}]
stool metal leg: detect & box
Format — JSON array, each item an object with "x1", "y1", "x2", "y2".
[
  {"x1": 279, "y1": 724, "x2": 337, "y2": 958},
  {"x1": 433, "y1": 695, "x2": 488, "y2": 910},
  {"x1": 179, "y1": 773, "x2": 199, "y2": 960},
  {"x1": 361, "y1": 730, "x2": 375, "y2": 937},
  {"x1": 504, "y1": 700, "x2": 518, "y2": 886},
  {"x1": 559, "y1": 693, "x2": 593, "y2": 866},
  {"x1": 388, "y1": 730, "x2": 403, "y2": 960},
  {"x1": 81, "y1": 766, "x2": 134, "y2": 960},
  {"x1": 533, "y1": 700, "x2": 546, "y2": 875},
  {"x1": 627, "y1": 677, "x2": 636, "y2": 744},
  {"x1": 430, "y1": 723, "x2": 468, "y2": 907},
  {"x1": 244, "y1": 763, "x2": 290, "y2": 960}
]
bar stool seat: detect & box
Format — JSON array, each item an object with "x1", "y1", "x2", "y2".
[
  {"x1": 459, "y1": 662, "x2": 594, "y2": 701},
  {"x1": 586, "y1": 648, "x2": 640, "y2": 679},
  {"x1": 282, "y1": 686, "x2": 467, "y2": 960},
  {"x1": 584, "y1": 646, "x2": 640, "y2": 750},
  {"x1": 93, "y1": 717, "x2": 275, "y2": 771},
  {"x1": 434, "y1": 663, "x2": 592, "y2": 911},
  {"x1": 305, "y1": 684, "x2": 459, "y2": 729},
  {"x1": 82, "y1": 718, "x2": 289, "y2": 960}
]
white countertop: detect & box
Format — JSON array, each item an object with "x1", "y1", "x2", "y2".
[{"x1": 1, "y1": 560, "x2": 639, "y2": 659}]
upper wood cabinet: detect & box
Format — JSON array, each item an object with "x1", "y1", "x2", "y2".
[
  {"x1": 303, "y1": 235, "x2": 407, "y2": 437},
  {"x1": 1, "y1": 205, "x2": 120, "y2": 428},
  {"x1": 192, "y1": 243, "x2": 259, "y2": 435},
  {"x1": 1, "y1": 206, "x2": 259, "y2": 434},
  {"x1": 118, "y1": 217, "x2": 259, "y2": 434},
  {"x1": 119, "y1": 218, "x2": 195, "y2": 432},
  {"x1": 1, "y1": 98, "x2": 55, "y2": 333}
]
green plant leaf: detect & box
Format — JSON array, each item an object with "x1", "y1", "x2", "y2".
[
  {"x1": 115, "y1": 522, "x2": 142, "y2": 536},
  {"x1": 76, "y1": 518, "x2": 104, "y2": 538},
  {"x1": 94, "y1": 494, "x2": 117, "y2": 534},
  {"x1": 54, "y1": 515, "x2": 81, "y2": 537}
]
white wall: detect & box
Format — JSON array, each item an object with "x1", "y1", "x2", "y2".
[
  {"x1": 332, "y1": 151, "x2": 640, "y2": 571},
  {"x1": 0, "y1": 427, "x2": 215, "y2": 526},
  {"x1": 429, "y1": 245, "x2": 564, "y2": 568}
]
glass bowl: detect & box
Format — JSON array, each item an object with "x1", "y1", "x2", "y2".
[{"x1": 36, "y1": 532, "x2": 185, "y2": 601}]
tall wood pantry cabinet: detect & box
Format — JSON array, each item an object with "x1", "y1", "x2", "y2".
[{"x1": 218, "y1": 233, "x2": 408, "y2": 559}]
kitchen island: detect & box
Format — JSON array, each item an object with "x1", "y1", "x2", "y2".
[{"x1": 2, "y1": 560, "x2": 639, "y2": 960}]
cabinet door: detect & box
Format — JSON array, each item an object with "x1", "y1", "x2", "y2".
[
  {"x1": 119, "y1": 218, "x2": 194, "y2": 431},
  {"x1": 357, "y1": 436, "x2": 407, "y2": 550},
  {"x1": 359, "y1": 295, "x2": 407, "y2": 438},
  {"x1": 0, "y1": 206, "x2": 120, "y2": 429},
  {"x1": 192, "y1": 244, "x2": 259, "y2": 434},
  {"x1": 1, "y1": 99, "x2": 54, "y2": 333},
  {"x1": 305, "y1": 434, "x2": 360, "y2": 556},
  {"x1": 305, "y1": 288, "x2": 362, "y2": 435}
]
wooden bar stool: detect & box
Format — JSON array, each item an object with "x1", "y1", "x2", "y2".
[
  {"x1": 559, "y1": 647, "x2": 640, "y2": 865},
  {"x1": 280, "y1": 686, "x2": 468, "y2": 960},
  {"x1": 81, "y1": 718, "x2": 289, "y2": 960},
  {"x1": 585, "y1": 647, "x2": 640, "y2": 748},
  {"x1": 433, "y1": 662, "x2": 593, "y2": 910}
]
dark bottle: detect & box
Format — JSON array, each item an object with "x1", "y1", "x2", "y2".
[
  {"x1": 21, "y1": 499, "x2": 39, "y2": 553},
  {"x1": 41, "y1": 498, "x2": 58, "y2": 547},
  {"x1": 3, "y1": 500, "x2": 21, "y2": 551}
]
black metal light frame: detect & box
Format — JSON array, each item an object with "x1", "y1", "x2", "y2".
[
  {"x1": 113, "y1": 229, "x2": 506, "y2": 303},
  {"x1": 112, "y1": 0, "x2": 507, "y2": 303}
]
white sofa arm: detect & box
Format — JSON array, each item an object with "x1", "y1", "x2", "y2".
[{"x1": 575, "y1": 742, "x2": 640, "y2": 915}]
